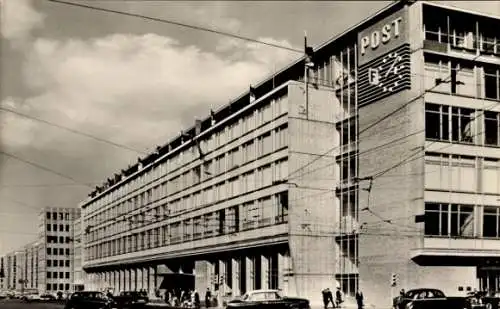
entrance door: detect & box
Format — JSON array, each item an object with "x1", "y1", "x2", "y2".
[{"x1": 479, "y1": 270, "x2": 500, "y2": 293}]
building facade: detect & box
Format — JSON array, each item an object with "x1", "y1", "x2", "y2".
[
  {"x1": 80, "y1": 1, "x2": 500, "y2": 307},
  {"x1": 72, "y1": 215, "x2": 85, "y2": 291},
  {"x1": 0, "y1": 243, "x2": 39, "y2": 293},
  {"x1": 38, "y1": 207, "x2": 81, "y2": 295}
]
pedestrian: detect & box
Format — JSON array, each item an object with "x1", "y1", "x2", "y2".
[
  {"x1": 194, "y1": 290, "x2": 201, "y2": 309},
  {"x1": 355, "y1": 290, "x2": 364, "y2": 309},
  {"x1": 321, "y1": 288, "x2": 333, "y2": 308},
  {"x1": 335, "y1": 287, "x2": 343, "y2": 308},
  {"x1": 205, "y1": 288, "x2": 212, "y2": 307}
]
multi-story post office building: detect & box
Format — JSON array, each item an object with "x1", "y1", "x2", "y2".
[{"x1": 80, "y1": 1, "x2": 500, "y2": 306}]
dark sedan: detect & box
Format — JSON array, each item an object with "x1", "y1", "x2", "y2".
[
  {"x1": 64, "y1": 291, "x2": 113, "y2": 309},
  {"x1": 226, "y1": 289, "x2": 310, "y2": 309},
  {"x1": 393, "y1": 288, "x2": 449, "y2": 309}
]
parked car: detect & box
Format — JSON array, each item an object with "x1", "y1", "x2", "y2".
[
  {"x1": 226, "y1": 289, "x2": 310, "y2": 309},
  {"x1": 40, "y1": 293, "x2": 56, "y2": 301},
  {"x1": 393, "y1": 288, "x2": 449, "y2": 309},
  {"x1": 21, "y1": 292, "x2": 41, "y2": 302},
  {"x1": 64, "y1": 291, "x2": 113, "y2": 309},
  {"x1": 111, "y1": 291, "x2": 149, "y2": 308}
]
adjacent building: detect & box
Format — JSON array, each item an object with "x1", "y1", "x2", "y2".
[
  {"x1": 0, "y1": 242, "x2": 39, "y2": 292},
  {"x1": 37, "y1": 207, "x2": 81, "y2": 294},
  {"x1": 72, "y1": 215, "x2": 85, "y2": 291},
  {"x1": 80, "y1": 1, "x2": 500, "y2": 307}
]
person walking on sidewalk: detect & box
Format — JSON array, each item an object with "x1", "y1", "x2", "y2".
[
  {"x1": 321, "y1": 288, "x2": 334, "y2": 308},
  {"x1": 355, "y1": 290, "x2": 364, "y2": 309},
  {"x1": 335, "y1": 287, "x2": 343, "y2": 308}
]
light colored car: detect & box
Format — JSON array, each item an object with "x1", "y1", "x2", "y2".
[{"x1": 21, "y1": 293, "x2": 41, "y2": 302}]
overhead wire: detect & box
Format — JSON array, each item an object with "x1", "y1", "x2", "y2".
[
  {"x1": 0, "y1": 106, "x2": 146, "y2": 155},
  {"x1": 46, "y1": 0, "x2": 302, "y2": 54},
  {"x1": 286, "y1": 44, "x2": 488, "y2": 181},
  {"x1": 0, "y1": 151, "x2": 93, "y2": 189}
]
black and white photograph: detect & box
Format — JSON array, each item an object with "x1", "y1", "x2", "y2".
[{"x1": 0, "y1": 0, "x2": 500, "y2": 308}]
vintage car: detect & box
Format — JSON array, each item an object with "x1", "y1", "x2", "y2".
[
  {"x1": 21, "y1": 292, "x2": 41, "y2": 302},
  {"x1": 111, "y1": 291, "x2": 149, "y2": 308},
  {"x1": 226, "y1": 289, "x2": 310, "y2": 309},
  {"x1": 393, "y1": 288, "x2": 448, "y2": 309},
  {"x1": 64, "y1": 291, "x2": 113, "y2": 309}
]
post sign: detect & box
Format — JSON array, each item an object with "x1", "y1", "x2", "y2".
[
  {"x1": 357, "y1": 8, "x2": 409, "y2": 66},
  {"x1": 358, "y1": 44, "x2": 411, "y2": 106}
]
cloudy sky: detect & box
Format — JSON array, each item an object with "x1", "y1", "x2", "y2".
[{"x1": 0, "y1": 0, "x2": 498, "y2": 255}]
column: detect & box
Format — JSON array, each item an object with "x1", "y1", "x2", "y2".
[
  {"x1": 148, "y1": 267, "x2": 155, "y2": 298},
  {"x1": 125, "y1": 269, "x2": 130, "y2": 291},
  {"x1": 276, "y1": 252, "x2": 284, "y2": 291},
  {"x1": 142, "y1": 267, "x2": 148, "y2": 292},
  {"x1": 261, "y1": 255, "x2": 270, "y2": 290},
  {"x1": 131, "y1": 269, "x2": 137, "y2": 291},
  {"x1": 245, "y1": 257, "x2": 254, "y2": 292},
  {"x1": 231, "y1": 258, "x2": 241, "y2": 297},
  {"x1": 218, "y1": 260, "x2": 226, "y2": 308},
  {"x1": 137, "y1": 269, "x2": 143, "y2": 290}
]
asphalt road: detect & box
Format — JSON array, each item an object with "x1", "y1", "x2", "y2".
[{"x1": 0, "y1": 299, "x2": 65, "y2": 309}]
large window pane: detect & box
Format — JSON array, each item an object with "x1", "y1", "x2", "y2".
[{"x1": 483, "y1": 207, "x2": 499, "y2": 238}]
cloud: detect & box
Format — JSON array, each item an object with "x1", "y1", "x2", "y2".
[
  {"x1": 0, "y1": 0, "x2": 298, "y2": 255},
  {"x1": 0, "y1": 0, "x2": 45, "y2": 42},
  {"x1": 1, "y1": 31, "x2": 298, "y2": 177}
]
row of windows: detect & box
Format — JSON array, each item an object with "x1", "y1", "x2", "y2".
[
  {"x1": 86, "y1": 124, "x2": 288, "y2": 228},
  {"x1": 46, "y1": 236, "x2": 72, "y2": 244},
  {"x1": 46, "y1": 224, "x2": 70, "y2": 232},
  {"x1": 424, "y1": 55, "x2": 500, "y2": 100},
  {"x1": 425, "y1": 103, "x2": 500, "y2": 146},
  {"x1": 85, "y1": 94, "x2": 288, "y2": 213},
  {"x1": 85, "y1": 192, "x2": 288, "y2": 260},
  {"x1": 45, "y1": 211, "x2": 75, "y2": 221},
  {"x1": 47, "y1": 260, "x2": 70, "y2": 267},
  {"x1": 424, "y1": 203, "x2": 500, "y2": 238},
  {"x1": 424, "y1": 12, "x2": 500, "y2": 55},
  {"x1": 425, "y1": 153, "x2": 500, "y2": 194},
  {"x1": 46, "y1": 283, "x2": 71, "y2": 291},
  {"x1": 85, "y1": 158, "x2": 288, "y2": 242},
  {"x1": 47, "y1": 272, "x2": 70, "y2": 279},
  {"x1": 46, "y1": 248, "x2": 70, "y2": 256}
]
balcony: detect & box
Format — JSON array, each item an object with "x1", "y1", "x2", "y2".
[{"x1": 411, "y1": 236, "x2": 500, "y2": 265}]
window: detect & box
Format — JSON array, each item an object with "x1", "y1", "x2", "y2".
[
  {"x1": 59, "y1": 284, "x2": 64, "y2": 291},
  {"x1": 46, "y1": 284, "x2": 51, "y2": 291},
  {"x1": 47, "y1": 272, "x2": 51, "y2": 278},
  {"x1": 47, "y1": 224, "x2": 51, "y2": 231},
  {"x1": 485, "y1": 111, "x2": 499, "y2": 146},
  {"x1": 47, "y1": 260, "x2": 52, "y2": 267},
  {"x1": 53, "y1": 224, "x2": 57, "y2": 231},
  {"x1": 483, "y1": 207, "x2": 500, "y2": 238},
  {"x1": 65, "y1": 225, "x2": 70, "y2": 232},
  {"x1": 276, "y1": 191, "x2": 289, "y2": 223},
  {"x1": 424, "y1": 203, "x2": 474, "y2": 237},
  {"x1": 65, "y1": 260, "x2": 70, "y2": 267},
  {"x1": 53, "y1": 272, "x2": 58, "y2": 279},
  {"x1": 59, "y1": 224, "x2": 64, "y2": 231},
  {"x1": 65, "y1": 284, "x2": 70, "y2": 291},
  {"x1": 52, "y1": 284, "x2": 57, "y2": 291},
  {"x1": 47, "y1": 248, "x2": 51, "y2": 255},
  {"x1": 485, "y1": 67, "x2": 500, "y2": 100},
  {"x1": 52, "y1": 212, "x2": 57, "y2": 220},
  {"x1": 425, "y1": 103, "x2": 441, "y2": 140},
  {"x1": 59, "y1": 248, "x2": 64, "y2": 255},
  {"x1": 275, "y1": 125, "x2": 288, "y2": 149},
  {"x1": 66, "y1": 272, "x2": 70, "y2": 279}
]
